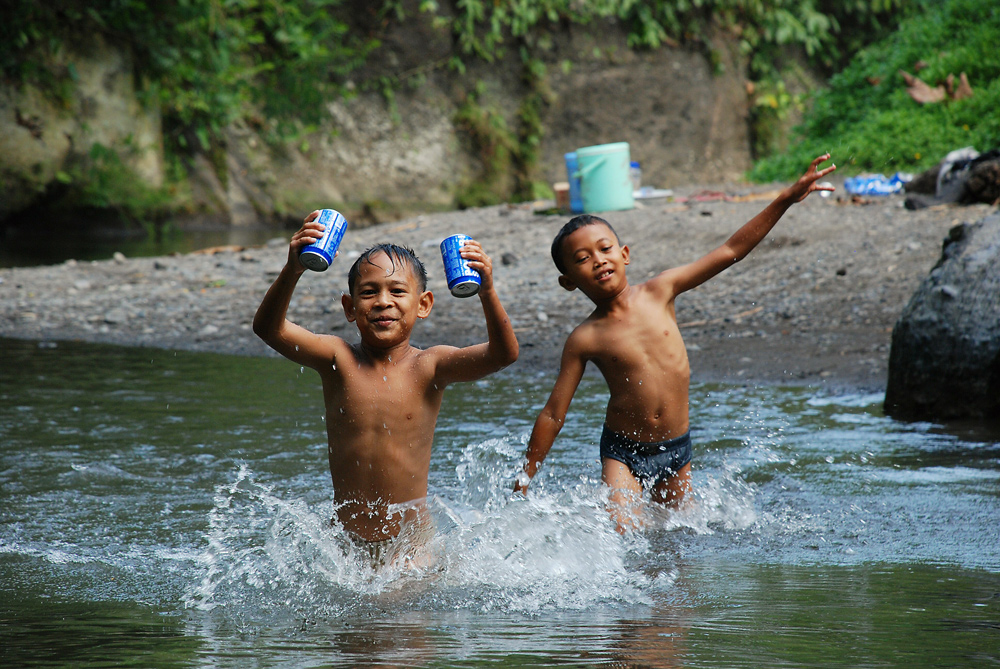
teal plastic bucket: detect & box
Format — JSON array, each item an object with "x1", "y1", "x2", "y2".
[{"x1": 575, "y1": 142, "x2": 634, "y2": 213}]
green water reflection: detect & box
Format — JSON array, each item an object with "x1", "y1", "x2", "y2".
[{"x1": 0, "y1": 224, "x2": 283, "y2": 268}]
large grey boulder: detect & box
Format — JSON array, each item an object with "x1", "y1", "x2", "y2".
[{"x1": 884, "y1": 212, "x2": 1000, "y2": 420}]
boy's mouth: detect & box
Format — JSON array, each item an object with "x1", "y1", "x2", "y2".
[
  {"x1": 595, "y1": 269, "x2": 614, "y2": 281},
  {"x1": 371, "y1": 316, "x2": 397, "y2": 327}
]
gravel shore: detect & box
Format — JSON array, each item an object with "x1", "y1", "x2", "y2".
[{"x1": 2, "y1": 183, "x2": 992, "y2": 393}]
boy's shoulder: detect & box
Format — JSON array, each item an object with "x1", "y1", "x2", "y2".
[{"x1": 563, "y1": 311, "x2": 610, "y2": 353}]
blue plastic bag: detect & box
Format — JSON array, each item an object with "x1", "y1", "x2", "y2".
[{"x1": 844, "y1": 173, "x2": 912, "y2": 196}]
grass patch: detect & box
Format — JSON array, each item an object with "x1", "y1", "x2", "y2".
[{"x1": 750, "y1": 0, "x2": 1000, "y2": 181}]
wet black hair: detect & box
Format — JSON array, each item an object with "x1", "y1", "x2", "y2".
[
  {"x1": 550, "y1": 215, "x2": 621, "y2": 274},
  {"x1": 347, "y1": 243, "x2": 427, "y2": 296}
]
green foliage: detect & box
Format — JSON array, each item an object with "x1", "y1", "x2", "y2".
[
  {"x1": 55, "y1": 143, "x2": 173, "y2": 228},
  {"x1": 1, "y1": 0, "x2": 373, "y2": 155},
  {"x1": 454, "y1": 84, "x2": 517, "y2": 208},
  {"x1": 749, "y1": 0, "x2": 1000, "y2": 181},
  {"x1": 411, "y1": 0, "x2": 915, "y2": 198},
  {"x1": 411, "y1": 1, "x2": 913, "y2": 79},
  {"x1": 0, "y1": 0, "x2": 945, "y2": 211},
  {"x1": 749, "y1": 78, "x2": 805, "y2": 158}
]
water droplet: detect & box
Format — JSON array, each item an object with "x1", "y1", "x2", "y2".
[
  {"x1": 331, "y1": 363, "x2": 337, "y2": 370},
  {"x1": 383, "y1": 375, "x2": 388, "y2": 382}
]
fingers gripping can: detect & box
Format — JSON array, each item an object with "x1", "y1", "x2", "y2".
[
  {"x1": 439, "y1": 234, "x2": 481, "y2": 298},
  {"x1": 299, "y1": 209, "x2": 348, "y2": 272}
]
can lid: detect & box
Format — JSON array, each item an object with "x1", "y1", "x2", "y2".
[
  {"x1": 299, "y1": 248, "x2": 331, "y2": 272},
  {"x1": 450, "y1": 279, "x2": 480, "y2": 298}
]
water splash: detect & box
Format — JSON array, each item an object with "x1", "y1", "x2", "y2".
[{"x1": 183, "y1": 431, "x2": 766, "y2": 628}]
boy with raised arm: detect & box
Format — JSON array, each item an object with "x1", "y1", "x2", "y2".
[
  {"x1": 254, "y1": 211, "x2": 518, "y2": 562},
  {"x1": 514, "y1": 155, "x2": 836, "y2": 531}
]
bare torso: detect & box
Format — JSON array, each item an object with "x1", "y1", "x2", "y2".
[
  {"x1": 576, "y1": 282, "x2": 690, "y2": 443},
  {"x1": 317, "y1": 343, "x2": 444, "y2": 541}
]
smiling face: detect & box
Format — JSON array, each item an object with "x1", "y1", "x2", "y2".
[
  {"x1": 342, "y1": 250, "x2": 433, "y2": 351},
  {"x1": 557, "y1": 222, "x2": 630, "y2": 300}
]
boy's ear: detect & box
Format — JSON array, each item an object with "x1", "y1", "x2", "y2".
[
  {"x1": 557, "y1": 275, "x2": 577, "y2": 292},
  {"x1": 622, "y1": 244, "x2": 630, "y2": 265},
  {"x1": 342, "y1": 293, "x2": 357, "y2": 322},
  {"x1": 417, "y1": 290, "x2": 434, "y2": 319}
]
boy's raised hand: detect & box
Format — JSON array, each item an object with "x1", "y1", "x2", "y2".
[
  {"x1": 786, "y1": 153, "x2": 837, "y2": 202},
  {"x1": 459, "y1": 239, "x2": 496, "y2": 292},
  {"x1": 287, "y1": 210, "x2": 328, "y2": 271}
]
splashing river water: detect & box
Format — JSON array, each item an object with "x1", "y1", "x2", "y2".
[{"x1": 2, "y1": 338, "x2": 997, "y2": 667}]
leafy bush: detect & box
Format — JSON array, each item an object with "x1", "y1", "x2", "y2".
[
  {"x1": 1, "y1": 1, "x2": 373, "y2": 154},
  {"x1": 750, "y1": 0, "x2": 1000, "y2": 181},
  {"x1": 54, "y1": 143, "x2": 174, "y2": 227}
]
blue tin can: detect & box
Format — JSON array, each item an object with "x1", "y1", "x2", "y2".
[
  {"x1": 439, "y1": 234, "x2": 481, "y2": 298},
  {"x1": 299, "y1": 209, "x2": 348, "y2": 272}
]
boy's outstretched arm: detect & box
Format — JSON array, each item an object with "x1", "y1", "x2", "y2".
[
  {"x1": 663, "y1": 154, "x2": 836, "y2": 296},
  {"x1": 514, "y1": 338, "x2": 586, "y2": 495},
  {"x1": 433, "y1": 240, "x2": 519, "y2": 385},
  {"x1": 253, "y1": 212, "x2": 339, "y2": 369}
]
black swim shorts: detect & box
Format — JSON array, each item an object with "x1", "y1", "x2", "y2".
[{"x1": 599, "y1": 425, "x2": 693, "y2": 488}]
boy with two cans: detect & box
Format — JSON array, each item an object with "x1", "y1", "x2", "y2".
[{"x1": 254, "y1": 211, "x2": 518, "y2": 564}]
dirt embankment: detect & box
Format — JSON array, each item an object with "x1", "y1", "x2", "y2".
[{"x1": 1, "y1": 183, "x2": 992, "y2": 393}]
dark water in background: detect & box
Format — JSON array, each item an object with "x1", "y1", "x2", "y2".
[
  {"x1": 1, "y1": 337, "x2": 998, "y2": 667},
  {"x1": 0, "y1": 223, "x2": 284, "y2": 268}
]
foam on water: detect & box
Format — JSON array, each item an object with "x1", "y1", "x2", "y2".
[{"x1": 183, "y1": 436, "x2": 760, "y2": 624}]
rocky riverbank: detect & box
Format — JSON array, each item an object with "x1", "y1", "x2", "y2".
[{"x1": 2, "y1": 183, "x2": 993, "y2": 393}]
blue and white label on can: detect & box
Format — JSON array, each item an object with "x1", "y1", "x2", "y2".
[
  {"x1": 299, "y1": 209, "x2": 348, "y2": 272},
  {"x1": 439, "y1": 234, "x2": 481, "y2": 298}
]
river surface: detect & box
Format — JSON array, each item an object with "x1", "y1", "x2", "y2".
[
  {"x1": 0, "y1": 224, "x2": 282, "y2": 269},
  {"x1": 2, "y1": 337, "x2": 998, "y2": 667}
]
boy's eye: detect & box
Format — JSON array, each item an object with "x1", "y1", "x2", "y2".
[{"x1": 575, "y1": 255, "x2": 589, "y2": 264}]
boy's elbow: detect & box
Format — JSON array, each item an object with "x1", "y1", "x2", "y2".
[
  {"x1": 504, "y1": 341, "x2": 519, "y2": 367},
  {"x1": 251, "y1": 317, "x2": 268, "y2": 341},
  {"x1": 488, "y1": 347, "x2": 518, "y2": 372},
  {"x1": 487, "y1": 334, "x2": 518, "y2": 369},
  {"x1": 252, "y1": 316, "x2": 279, "y2": 345},
  {"x1": 721, "y1": 245, "x2": 744, "y2": 265}
]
